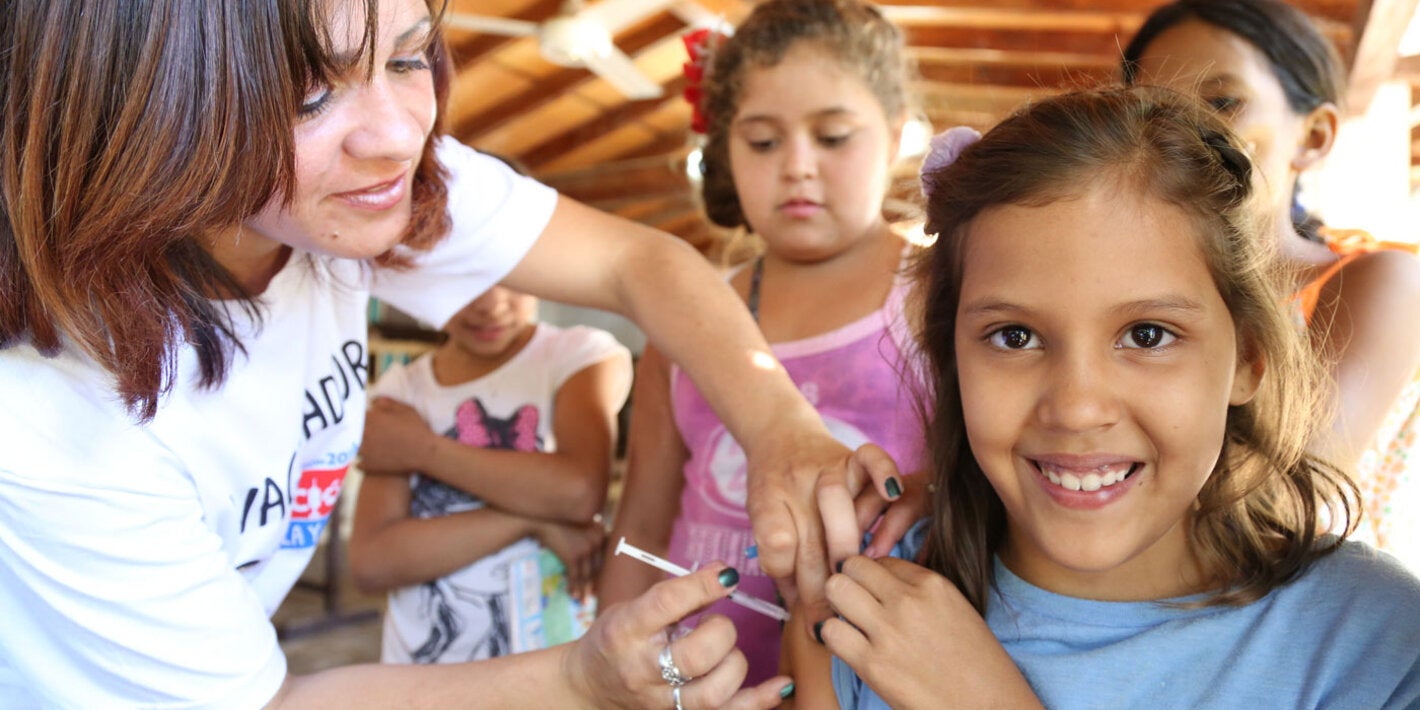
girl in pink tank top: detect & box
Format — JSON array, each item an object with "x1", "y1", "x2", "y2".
[{"x1": 597, "y1": 0, "x2": 927, "y2": 687}]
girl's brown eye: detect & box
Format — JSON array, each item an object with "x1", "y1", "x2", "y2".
[{"x1": 1122, "y1": 324, "x2": 1176, "y2": 350}]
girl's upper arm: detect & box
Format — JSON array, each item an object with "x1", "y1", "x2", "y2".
[
  {"x1": 1311, "y1": 249, "x2": 1420, "y2": 460},
  {"x1": 550, "y1": 351, "x2": 635, "y2": 489},
  {"x1": 596, "y1": 345, "x2": 692, "y2": 610},
  {"x1": 611, "y1": 345, "x2": 690, "y2": 539}
]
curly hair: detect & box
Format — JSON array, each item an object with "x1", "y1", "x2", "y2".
[{"x1": 697, "y1": 0, "x2": 911, "y2": 230}]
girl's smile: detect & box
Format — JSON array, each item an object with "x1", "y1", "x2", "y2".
[
  {"x1": 955, "y1": 175, "x2": 1260, "y2": 601},
  {"x1": 1028, "y1": 455, "x2": 1143, "y2": 509}
]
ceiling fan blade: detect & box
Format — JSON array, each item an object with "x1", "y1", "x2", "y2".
[
  {"x1": 443, "y1": 13, "x2": 539, "y2": 37},
  {"x1": 581, "y1": 0, "x2": 678, "y2": 34},
  {"x1": 583, "y1": 47, "x2": 665, "y2": 100}
]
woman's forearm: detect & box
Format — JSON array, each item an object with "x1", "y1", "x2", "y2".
[{"x1": 268, "y1": 644, "x2": 587, "y2": 709}]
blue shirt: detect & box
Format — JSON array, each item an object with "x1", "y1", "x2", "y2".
[{"x1": 832, "y1": 525, "x2": 1420, "y2": 709}]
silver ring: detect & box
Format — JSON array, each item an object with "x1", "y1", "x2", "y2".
[
  {"x1": 658, "y1": 643, "x2": 691, "y2": 687},
  {"x1": 673, "y1": 685, "x2": 685, "y2": 710}
]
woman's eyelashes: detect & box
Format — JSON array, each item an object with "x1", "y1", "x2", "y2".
[
  {"x1": 389, "y1": 51, "x2": 431, "y2": 74},
  {"x1": 295, "y1": 51, "x2": 429, "y2": 120},
  {"x1": 298, "y1": 85, "x2": 334, "y2": 118}
]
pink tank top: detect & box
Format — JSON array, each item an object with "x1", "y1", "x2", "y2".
[{"x1": 667, "y1": 275, "x2": 926, "y2": 685}]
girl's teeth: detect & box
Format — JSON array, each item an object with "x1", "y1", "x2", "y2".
[{"x1": 1040, "y1": 464, "x2": 1133, "y2": 492}]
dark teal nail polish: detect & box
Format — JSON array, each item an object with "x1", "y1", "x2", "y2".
[
  {"x1": 718, "y1": 567, "x2": 740, "y2": 588},
  {"x1": 780, "y1": 682, "x2": 796, "y2": 699},
  {"x1": 813, "y1": 620, "x2": 826, "y2": 644},
  {"x1": 835, "y1": 559, "x2": 845, "y2": 574},
  {"x1": 885, "y1": 477, "x2": 902, "y2": 499}
]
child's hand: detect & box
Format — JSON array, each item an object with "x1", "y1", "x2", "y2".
[
  {"x1": 359, "y1": 396, "x2": 437, "y2": 474},
  {"x1": 746, "y1": 436, "x2": 901, "y2": 619},
  {"x1": 820, "y1": 557, "x2": 1041, "y2": 709},
  {"x1": 534, "y1": 519, "x2": 605, "y2": 602},
  {"x1": 854, "y1": 472, "x2": 931, "y2": 559}
]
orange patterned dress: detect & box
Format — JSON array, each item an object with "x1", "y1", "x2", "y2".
[{"x1": 1296, "y1": 229, "x2": 1419, "y2": 574}]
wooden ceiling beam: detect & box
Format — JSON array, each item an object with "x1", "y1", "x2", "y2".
[
  {"x1": 512, "y1": 77, "x2": 688, "y2": 165},
  {"x1": 535, "y1": 99, "x2": 694, "y2": 171},
  {"x1": 916, "y1": 62, "x2": 1116, "y2": 91},
  {"x1": 911, "y1": 45, "x2": 1119, "y2": 70},
  {"x1": 916, "y1": 81, "x2": 1045, "y2": 119},
  {"x1": 449, "y1": 13, "x2": 685, "y2": 142},
  {"x1": 882, "y1": 5, "x2": 1143, "y2": 34},
  {"x1": 540, "y1": 152, "x2": 689, "y2": 204},
  {"x1": 442, "y1": 0, "x2": 562, "y2": 66},
  {"x1": 1346, "y1": 0, "x2": 1420, "y2": 113}
]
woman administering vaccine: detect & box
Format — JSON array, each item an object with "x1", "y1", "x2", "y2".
[{"x1": 0, "y1": 0, "x2": 898, "y2": 706}]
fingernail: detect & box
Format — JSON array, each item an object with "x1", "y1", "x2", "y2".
[
  {"x1": 718, "y1": 567, "x2": 740, "y2": 588},
  {"x1": 885, "y1": 477, "x2": 902, "y2": 499},
  {"x1": 780, "y1": 682, "x2": 796, "y2": 699},
  {"x1": 835, "y1": 559, "x2": 845, "y2": 574},
  {"x1": 813, "y1": 620, "x2": 826, "y2": 644}
]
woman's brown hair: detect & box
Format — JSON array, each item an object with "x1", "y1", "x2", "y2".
[
  {"x1": 0, "y1": 0, "x2": 452, "y2": 421},
  {"x1": 914, "y1": 86, "x2": 1357, "y2": 611}
]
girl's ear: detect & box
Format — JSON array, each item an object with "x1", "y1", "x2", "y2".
[
  {"x1": 1290, "y1": 102, "x2": 1340, "y2": 173},
  {"x1": 1230, "y1": 342, "x2": 1264, "y2": 407}
]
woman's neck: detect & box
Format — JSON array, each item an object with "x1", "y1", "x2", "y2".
[{"x1": 205, "y1": 224, "x2": 292, "y2": 296}]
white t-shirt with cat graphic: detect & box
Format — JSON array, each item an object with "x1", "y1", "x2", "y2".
[
  {"x1": 0, "y1": 138, "x2": 554, "y2": 708},
  {"x1": 371, "y1": 323, "x2": 630, "y2": 664}
]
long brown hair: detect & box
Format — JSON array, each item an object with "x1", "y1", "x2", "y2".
[
  {"x1": 914, "y1": 86, "x2": 1357, "y2": 611},
  {"x1": 0, "y1": 0, "x2": 452, "y2": 421}
]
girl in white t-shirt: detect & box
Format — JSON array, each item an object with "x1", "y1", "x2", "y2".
[{"x1": 350, "y1": 286, "x2": 631, "y2": 664}]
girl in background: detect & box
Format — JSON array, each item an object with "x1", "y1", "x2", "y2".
[
  {"x1": 350, "y1": 284, "x2": 631, "y2": 664},
  {"x1": 795, "y1": 87, "x2": 1420, "y2": 709},
  {"x1": 599, "y1": 0, "x2": 926, "y2": 687},
  {"x1": 1124, "y1": 0, "x2": 1420, "y2": 573}
]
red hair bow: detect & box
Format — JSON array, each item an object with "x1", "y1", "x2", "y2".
[{"x1": 681, "y1": 28, "x2": 724, "y2": 134}]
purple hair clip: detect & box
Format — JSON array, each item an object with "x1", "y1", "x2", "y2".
[{"x1": 919, "y1": 126, "x2": 981, "y2": 200}]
